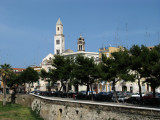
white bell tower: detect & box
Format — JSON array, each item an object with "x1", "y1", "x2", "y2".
[
  {"x1": 54, "y1": 18, "x2": 65, "y2": 55},
  {"x1": 77, "y1": 35, "x2": 85, "y2": 52}
]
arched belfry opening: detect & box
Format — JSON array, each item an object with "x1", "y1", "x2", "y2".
[{"x1": 77, "y1": 35, "x2": 85, "y2": 52}]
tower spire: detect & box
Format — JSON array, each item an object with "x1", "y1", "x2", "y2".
[
  {"x1": 54, "y1": 18, "x2": 65, "y2": 54},
  {"x1": 56, "y1": 18, "x2": 63, "y2": 25}
]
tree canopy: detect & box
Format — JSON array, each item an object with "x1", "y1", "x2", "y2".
[
  {"x1": 0, "y1": 64, "x2": 13, "y2": 106},
  {"x1": 19, "y1": 67, "x2": 39, "y2": 84},
  {"x1": 101, "y1": 49, "x2": 134, "y2": 102},
  {"x1": 51, "y1": 55, "x2": 73, "y2": 91},
  {"x1": 142, "y1": 44, "x2": 160, "y2": 100}
]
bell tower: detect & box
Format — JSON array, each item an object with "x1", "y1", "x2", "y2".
[
  {"x1": 54, "y1": 18, "x2": 65, "y2": 55},
  {"x1": 77, "y1": 35, "x2": 85, "y2": 52}
]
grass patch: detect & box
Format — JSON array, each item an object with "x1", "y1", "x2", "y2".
[{"x1": 0, "y1": 101, "x2": 43, "y2": 120}]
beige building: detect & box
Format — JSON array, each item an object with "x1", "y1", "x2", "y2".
[
  {"x1": 99, "y1": 46, "x2": 124, "y2": 59},
  {"x1": 98, "y1": 46, "x2": 154, "y2": 94}
]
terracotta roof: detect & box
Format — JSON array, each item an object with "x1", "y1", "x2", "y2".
[{"x1": 13, "y1": 68, "x2": 25, "y2": 72}]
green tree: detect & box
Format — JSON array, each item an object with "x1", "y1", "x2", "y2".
[
  {"x1": 52, "y1": 55, "x2": 73, "y2": 92},
  {"x1": 73, "y1": 55, "x2": 100, "y2": 100},
  {"x1": 6, "y1": 72, "x2": 20, "y2": 92},
  {"x1": 40, "y1": 69, "x2": 49, "y2": 80},
  {"x1": 0, "y1": 64, "x2": 13, "y2": 106},
  {"x1": 101, "y1": 49, "x2": 134, "y2": 102},
  {"x1": 19, "y1": 67, "x2": 39, "y2": 91},
  {"x1": 6, "y1": 73, "x2": 18, "y2": 88},
  {"x1": 40, "y1": 69, "x2": 51, "y2": 91},
  {"x1": 143, "y1": 44, "x2": 160, "y2": 101},
  {"x1": 129, "y1": 45, "x2": 149, "y2": 103}
]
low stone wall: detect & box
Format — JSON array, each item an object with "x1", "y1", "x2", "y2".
[
  {"x1": 0, "y1": 94, "x2": 34, "y2": 107},
  {"x1": 1, "y1": 94, "x2": 160, "y2": 120}
]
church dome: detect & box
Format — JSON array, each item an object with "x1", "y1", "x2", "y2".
[{"x1": 63, "y1": 49, "x2": 74, "y2": 53}]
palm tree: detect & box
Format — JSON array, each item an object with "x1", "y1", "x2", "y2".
[{"x1": 0, "y1": 64, "x2": 13, "y2": 106}]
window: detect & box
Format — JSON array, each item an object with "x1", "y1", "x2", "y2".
[
  {"x1": 142, "y1": 83, "x2": 145, "y2": 92},
  {"x1": 57, "y1": 50, "x2": 60, "y2": 54},
  {"x1": 102, "y1": 85, "x2": 105, "y2": 91},
  {"x1": 56, "y1": 40, "x2": 60, "y2": 45},
  {"x1": 48, "y1": 81, "x2": 50, "y2": 86},
  {"x1": 79, "y1": 45, "x2": 82, "y2": 51},
  {"x1": 48, "y1": 67, "x2": 51, "y2": 72},
  {"x1": 37, "y1": 80, "x2": 40, "y2": 86},
  {"x1": 57, "y1": 27, "x2": 59, "y2": 31}
]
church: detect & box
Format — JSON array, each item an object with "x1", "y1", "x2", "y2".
[
  {"x1": 40, "y1": 18, "x2": 99, "y2": 92},
  {"x1": 27, "y1": 18, "x2": 157, "y2": 94}
]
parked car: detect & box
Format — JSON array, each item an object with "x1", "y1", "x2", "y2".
[
  {"x1": 67, "y1": 91, "x2": 77, "y2": 98},
  {"x1": 75, "y1": 91, "x2": 96, "y2": 100},
  {"x1": 39, "y1": 91, "x2": 55, "y2": 96},
  {"x1": 131, "y1": 92, "x2": 145, "y2": 97},
  {"x1": 88, "y1": 91, "x2": 96, "y2": 95},
  {"x1": 112, "y1": 95, "x2": 128, "y2": 102},
  {"x1": 75, "y1": 91, "x2": 87, "y2": 100},
  {"x1": 94, "y1": 92, "x2": 113, "y2": 101},
  {"x1": 116, "y1": 91, "x2": 123, "y2": 96},
  {"x1": 52, "y1": 91, "x2": 67, "y2": 97},
  {"x1": 143, "y1": 92, "x2": 160, "y2": 99},
  {"x1": 29, "y1": 90, "x2": 40, "y2": 95},
  {"x1": 123, "y1": 91, "x2": 132, "y2": 96},
  {"x1": 126, "y1": 97, "x2": 141, "y2": 104},
  {"x1": 142, "y1": 92, "x2": 160, "y2": 105}
]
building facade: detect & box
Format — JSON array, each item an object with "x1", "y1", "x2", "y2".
[
  {"x1": 98, "y1": 46, "x2": 154, "y2": 94},
  {"x1": 40, "y1": 18, "x2": 99, "y2": 92}
]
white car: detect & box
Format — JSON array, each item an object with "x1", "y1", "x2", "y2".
[
  {"x1": 131, "y1": 93, "x2": 145, "y2": 97},
  {"x1": 112, "y1": 96, "x2": 128, "y2": 102}
]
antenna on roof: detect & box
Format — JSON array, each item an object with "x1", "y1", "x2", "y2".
[
  {"x1": 148, "y1": 32, "x2": 151, "y2": 46},
  {"x1": 145, "y1": 27, "x2": 148, "y2": 46},
  {"x1": 125, "y1": 23, "x2": 128, "y2": 41},
  {"x1": 158, "y1": 32, "x2": 160, "y2": 43},
  {"x1": 125, "y1": 23, "x2": 128, "y2": 49},
  {"x1": 115, "y1": 32, "x2": 117, "y2": 47}
]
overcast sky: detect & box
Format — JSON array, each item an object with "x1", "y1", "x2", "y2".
[{"x1": 0, "y1": 0, "x2": 160, "y2": 68}]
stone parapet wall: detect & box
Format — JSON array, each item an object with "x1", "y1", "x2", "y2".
[
  {"x1": 0, "y1": 94, "x2": 160, "y2": 120},
  {"x1": 0, "y1": 94, "x2": 34, "y2": 107}
]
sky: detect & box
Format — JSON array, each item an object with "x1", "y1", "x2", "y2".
[{"x1": 0, "y1": 0, "x2": 160, "y2": 68}]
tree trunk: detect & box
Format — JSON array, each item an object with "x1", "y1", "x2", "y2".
[
  {"x1": 90, "y1": 84, "x2": 94, "y2": 101},
  {"x1": 138, "y1": 78, "x2": 143, "y2": 104},
  {"x1": 59, "y1": 82, "x2": 63, "y2": 91},
  {"x1": 113, "y1": 80, "x2": 119, "y2": 103},
  {"x1": 153, "y1": 86, "x2": 156, "y2": 105},
  {"x1": 3, "y1": 79, "x2": 6, "y2": 106},
  {"x1": 86, "y1": 84, "x2": 89, "y2": 96},
  {"x1": 85, "y1": 84, "x2": 89, "y2": 100}
]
